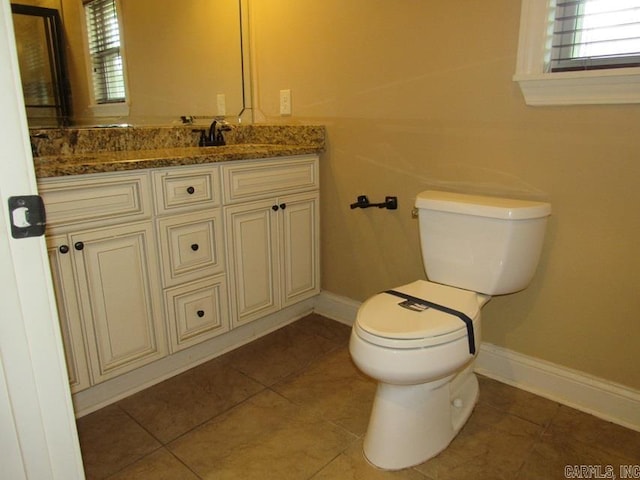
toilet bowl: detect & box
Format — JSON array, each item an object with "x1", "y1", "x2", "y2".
[
  {"x1": 350, "y1": 279, "x2": 490, "y2": 469},
  {"x1": 349, "y1": 190, "x2": 551, "y2": 470}
]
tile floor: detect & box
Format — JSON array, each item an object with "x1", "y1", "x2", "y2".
[{"x1": 76, "y1": 314, "x2": 640, "y2": 480}]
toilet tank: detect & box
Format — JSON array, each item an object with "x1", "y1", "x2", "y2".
[{"x1": 415, "y1": 191, "x2": 551, "y2": 295}]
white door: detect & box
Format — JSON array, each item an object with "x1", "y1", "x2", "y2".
[{"x1": 0, "y1": 0, "x2": 85, "y2": 478}]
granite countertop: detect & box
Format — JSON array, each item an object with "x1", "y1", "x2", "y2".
[
  {"x1": 35, "y1": 143, "x2": 322, "y2": 178},
  {"x1": 32, "y1": 124, "x2": 325, "y2": 178}
]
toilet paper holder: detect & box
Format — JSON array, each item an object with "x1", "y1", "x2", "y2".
[{"x1": 350, "y1": 195, "x2": 398, "y2": 210}]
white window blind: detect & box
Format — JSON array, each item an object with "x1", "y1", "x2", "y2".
[
  {"x1": 550, "y1": 0, "x2": 640, "y2": 72},
  {"x1": 84, "y1": 0, "x2": 125, "y2": 104}
]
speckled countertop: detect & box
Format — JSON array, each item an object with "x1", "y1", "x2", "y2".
[{"x1": 33, "y1": 124, "x2": 325, "y2": 178}]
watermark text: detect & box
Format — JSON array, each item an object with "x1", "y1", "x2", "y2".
[{"x1": 564, "y1": 465, "x2": 640, "y2": 479}]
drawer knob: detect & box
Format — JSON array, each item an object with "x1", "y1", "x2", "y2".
[
  {"x1": 191, "y1": 243, "x2": 199, "y2": 251},
  {"x1": 272, "y1": 205, "x2": 279, "y2": 211},
  {"x1": 74, "y1": 241, "x2": 84, "y2": 251},
  {"x1": 59, "y1": 244, "x2": 69, "y2": 254},
  {"x1": 279, "y1": 203, "x2": 287, "y2": 210},
  {"x1": 186, "y1": 186, "x2": 195, "y2": 194},
  {"x1": 197, "y1": 310, "x2": 205, "y2": 318}
]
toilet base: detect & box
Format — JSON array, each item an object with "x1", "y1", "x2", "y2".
[{"x1": 362, "y1": 365, "x2": 479, "y2": 470}]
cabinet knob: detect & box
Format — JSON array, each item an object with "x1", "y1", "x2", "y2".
[
  {"x1": 59, "y1": 244, "x2": 70, "y2": 254},
  {"x1": 279, "y1": 203, "x2": 287, "y2": 210},
  {"x1": 191, "y1": 243, "x2": 199, "y2": 251},
  {"x1": 186, "y1": 186, "x2": 195, "y2": 194},
  {"x1": 197, "y1": 310, "x2": 205, "y2": 318},
  {"x1": 272, "y1": 205, "x2": 279, "y2": 211},
  {"x1": 74, "y1": 241, "x2": 84, "y2": 251}
]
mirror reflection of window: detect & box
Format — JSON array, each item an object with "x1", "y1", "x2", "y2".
[{"x1": 83, "y1": 0, "x2": 127, "y2": 104}]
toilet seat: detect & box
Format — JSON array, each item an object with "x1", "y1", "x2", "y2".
[{"x1": 355, "y1": 280, "x2": 482, "y2": 350}]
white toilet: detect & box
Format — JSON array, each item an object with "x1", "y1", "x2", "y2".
[{"x1": 349, "y1": 190, "x2": 551, "y2": 470}]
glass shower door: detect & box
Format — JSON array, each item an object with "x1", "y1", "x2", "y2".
[{"x1": 11, "y1": 4, "x2": 70, "y2": 127}]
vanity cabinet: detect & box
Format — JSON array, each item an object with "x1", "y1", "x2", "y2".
[
  {"x1": 40, "y1": 173, "x2": 166, "y2": 389},
  {"x1": 153, "y1": 165, "x2": 230, "y2": 352},
  {"x1": 222, "y1": 156, "x2": 320, "y2": 327},
  {"x1": 39, "y1": 153, "x2": 320, "y2": 398}
]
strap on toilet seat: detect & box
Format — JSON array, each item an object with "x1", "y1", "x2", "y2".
[{"x1": 384, "y1": 290, "x2": 476, "y2": 355}]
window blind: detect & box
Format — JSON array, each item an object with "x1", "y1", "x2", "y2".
[
  {"x1": 550, "y1": 0, "x2": 640, "y2": 72},
  {"x1": 84, "y1": 0, "x2": 125, "y2": 103}
]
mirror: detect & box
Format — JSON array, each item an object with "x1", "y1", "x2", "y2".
[{"x1": 11, "y1": 0, "x2": 251, "y2": 127}]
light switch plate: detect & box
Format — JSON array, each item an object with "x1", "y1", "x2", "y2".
[
  {"x1": 279, "y1": 89, "x2": 292, "y2": 116},
  {"x1": 216, "y1": 93, "x2": 226, "y2": 116}
]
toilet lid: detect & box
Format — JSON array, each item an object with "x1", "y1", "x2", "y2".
[{"x1": 356, "y1": 280, "x2": 481, "y2": 348}]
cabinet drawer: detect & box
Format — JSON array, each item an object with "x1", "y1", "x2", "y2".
[
  {"x1": 153, "y1": 165, "x2": 220, "y2": 215},
  {"x1": 222, "y1": 155, "x2": 318, "y2": 204},
  {"x1": 39, "y1": 172, "x2": 150, "y2": 228},
  {"x1": 165, "y1": 276, "x2": 230, "y2": 352},
  {"x1": 156, "y1": 209, "x2": 225, "y2": 287}
]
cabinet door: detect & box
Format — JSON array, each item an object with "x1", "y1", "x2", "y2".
[
  {"x1": 46, "y1": 234, "x2": 91, "y2": 393},
  {"x1": 280, "y1": 192, "x2": 320, "y2": 307},
  {"x1": 225, "y1": 199, "x2": 280, "y2": 327},
  {"x1": 71, "y1": 223, "x2": 166, "y2": 383}
]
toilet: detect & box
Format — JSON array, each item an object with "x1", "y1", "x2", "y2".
[{"x1": 349, "y1": 190, "x2": 551, "y2": 470}]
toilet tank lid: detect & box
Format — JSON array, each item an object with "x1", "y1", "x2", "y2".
[{"x1": 415, "y1": 190, "x2": 551, "y2": 220}]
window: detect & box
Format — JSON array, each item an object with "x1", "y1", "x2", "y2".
[
  {"x1": 514, "y1": 0, "x2": 640, "y2": 105},
  {"x1": 83, "y1": 0, "x2": 126, "y2": 105},
  {"x1": 551, "y1": 0, "x2": 640, "y2": 72}
]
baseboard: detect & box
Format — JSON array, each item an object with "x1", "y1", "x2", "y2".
[
  {"x1": 475, "y1": 343, "x2": 640, "y2": 432},
  {"x1": 313, "y1": 291, "x2": 640, "y2": 432},
  {"x1": 72, "y1": 300, "x2": 315, "y2": 417},
  {"x1": 313, "y1": 290, "x2": 360, "y2": 326}
]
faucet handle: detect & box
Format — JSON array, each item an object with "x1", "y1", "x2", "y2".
[
  {"x1": 217, "y1": 119, "x2": 233, "y2": 132},
  {"x1": 192, "y1": 129, "x2": 208, "y2": 147}
]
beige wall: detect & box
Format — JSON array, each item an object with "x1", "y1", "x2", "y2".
[{"x1": 250, "y1": 0, "x2": 640, "y2": 389}]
